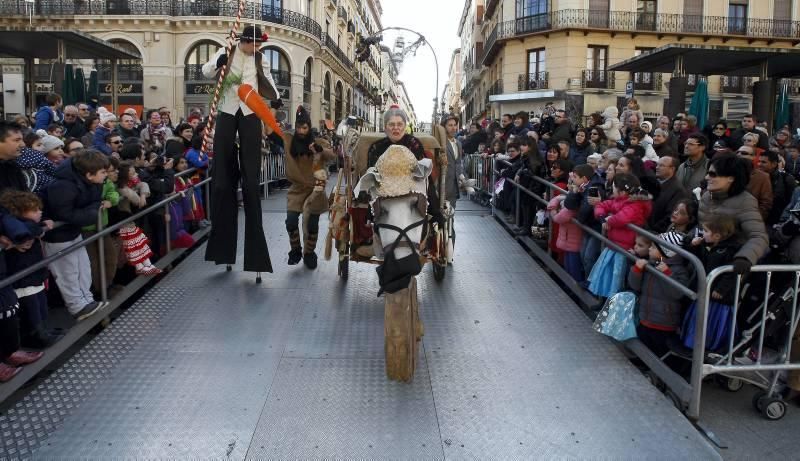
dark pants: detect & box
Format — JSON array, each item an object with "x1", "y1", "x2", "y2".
[
  {"x1": 0, "y1": 312, "x2": 20, "y2": 361},
  {"x1": 286, "y1": 211, "x2": 320, "y2": 236},
  {"x1": 636, "y1": 324, "x2": 675, "y2": 358},
  {"x1": 18, "y1": 290, "x2": 48, "y2": 337},
  {"x1": 205, "y1": 110, "x2": 272, "y2": 272}
]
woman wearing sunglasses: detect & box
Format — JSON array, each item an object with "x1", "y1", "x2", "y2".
[{"x1": 698, "y1": 154, "x2": 769, "y2": 276}]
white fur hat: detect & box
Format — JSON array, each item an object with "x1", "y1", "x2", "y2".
[
  {"x1": 35, "y1": 129, "x2": 64, "y2": 154},
  {"x1": 97, "y1": 107, "x2": 117, "y2": 125}
]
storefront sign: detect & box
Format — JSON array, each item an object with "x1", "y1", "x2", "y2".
[
  {"x1": 186, "y1": 83, "x2": 215, "y2": 95},
  {"x1": 34, "y1": 82, "x2": 54, "y2": 92},
  {"x1": 100, "y1": 83, "x2": 142, "y2": 94}
]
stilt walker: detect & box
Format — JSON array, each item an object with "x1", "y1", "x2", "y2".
[
  {"x1": 280, "y1": 106, "x2": 336, "y2": 269},
  {"x1": 200, "y1": 24, "x2": 281, "y2": 280}
]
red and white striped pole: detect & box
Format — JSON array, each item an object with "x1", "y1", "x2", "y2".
[{"x1": 200, "y1": 0, "x2": 247, "y2": 157}]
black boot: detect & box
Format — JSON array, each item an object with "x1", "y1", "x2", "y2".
[
  {"x1": 303, "y1": 251, "x2": 318, "y2": 269},
  {"x1": 288, "y1": 247, "x2": 302, "y2": 265},
  {"x1": 20, "y1": 326, "x2": 63, "y2": 349}
]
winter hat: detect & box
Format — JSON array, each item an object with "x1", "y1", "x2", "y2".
[
  {"x1": 97, "y1": 107, "x2": 117, "y2": 125},
  {"x1": 238, "y1": 25, "x2": 268, "y2": 43},
  {"x1": 295, "y1": 105, "x2": 311, "y2": 128},
  {"x1": 601, "y1": 106, "x2": 618, "y2": 118},
  {"x1": 35, "y1": 129, "x2": 64, "y2": 154},
  {"x1": 640, "y1": 121, "x2": 653, "y2": 133},
  {"x1": 587, "y1": 153, "x2": 602, "y2": 164},
  {"x1": 653, "y1": 231, "x2": 684, "y2": 258}
]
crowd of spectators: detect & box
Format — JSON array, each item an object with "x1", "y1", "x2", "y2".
[
  {"x1": 0, "y1": 93, "x2": 211, "y2": 382},
  {"x1": 459, "y1": 100, "x2": 799, "y2": 381}
]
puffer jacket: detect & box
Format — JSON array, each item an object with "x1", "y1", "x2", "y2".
[
  {"x1": 41, "y1": 158, "x2": 102, "y2": 243},
  {"x1": 549, "y1": 196, "x2": 582, "y2": 252},
  {"x1": 699, "y1": 189, "x2": 769, "y2": 266},
  {"x1": 598, "y1": 106, "x2": 621, "y2": 143},
  {"x1": 594, "y1": 192, "x2": 652, "y2": 249},
  {"x1": 628, "y1": 254, "x2": 691, "y2": 331}
]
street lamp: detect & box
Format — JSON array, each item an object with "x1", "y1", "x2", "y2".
[{"x1": 358, "y1": 27, "x2": 441, "y2": 125}]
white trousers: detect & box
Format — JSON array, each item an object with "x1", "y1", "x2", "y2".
[{"x1": 43, "y1": 236, "x2": 95, "y2": 315}]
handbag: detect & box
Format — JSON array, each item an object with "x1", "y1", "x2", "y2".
[{"x1": 592, "y1": 291, "x2": 639, "y2": 342}]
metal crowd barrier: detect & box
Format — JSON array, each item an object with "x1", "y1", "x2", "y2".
[
  {"x1": 0, "y1": 167, "x2": 212, "y2": 403},
  {"x1": 465, "y1": 153, "x2": 493, "y2": 205},
  {"x1": 486, "y1": 157, "x2": 800, "y2": 425},
  {"x1": 260, "y1": 151, "x2": 287, "y2": 199}
]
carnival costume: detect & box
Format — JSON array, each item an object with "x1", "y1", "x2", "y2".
[
  {"x1": 201, "y1": 25, "x2": 280, "y2": 273},
  {"x1": 282, "y1": 106, "x2": 336, "y2": 269}
]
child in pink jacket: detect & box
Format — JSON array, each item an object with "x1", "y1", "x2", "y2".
[
  {"x1": 587, "y1": 173, "x2": 652, "y2": 298},
  {"x1": 549, "y1": 193, "x2": 583, "y2": 282}
]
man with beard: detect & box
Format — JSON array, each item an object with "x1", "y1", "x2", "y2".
[{"x1": 280, "y1": 106, "x2": 335, "y2": 269}]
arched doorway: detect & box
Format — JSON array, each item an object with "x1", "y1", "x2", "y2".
[
  {"x1": 183, "y1": 40, "x2": 222, "y2": 117},
  {"x1": 262, "y1": 46, "x2": 291, "y2": 122},
  {"x1": 95, "y1": 39, "x2": 143, "y2": 115},
  {"x1": 303, "y1": 58, "x2": 312, "y2": 105},
  {"x1": 334, "y1": 81, "x2": 343, "y2": 123},
  {"x1": 324, "y1": 72, "x2": 332, "y2": 120}
]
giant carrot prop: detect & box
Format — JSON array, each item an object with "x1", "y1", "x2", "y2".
[{"x1": 238, "y1": 84, "x2": 283, "y2": 137}]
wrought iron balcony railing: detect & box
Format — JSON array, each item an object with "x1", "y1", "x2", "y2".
[
  {"x1": 184, "y1": 64, "x2": 206, "y2": 81},
  {"x1": 480, "y1": 9, "x2": 800, "y2": 66},
  {"x1": 633, "y1": 72, "x2": 662, "y2": 91},
  {"x1": 517, "y1": 71, "x2": 549, "y2": 90},
  {"x1": 582, "y1": 69, "x2": 615, "y2": 89},
  {"x1": 487, "y1": 79, "x2": 503, "y2": 97},
  {"x1": 720, "y1": 75, "x2": 754, "y2": 94},
  {"x1": 96, "y1": 62, "x2": 143, "y2": 81},
  {"x1": 271, "y1": 69, "x2": 291, "y2": 87}
]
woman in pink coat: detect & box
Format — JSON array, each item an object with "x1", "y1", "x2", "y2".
[{"x1": 587, "y1": 173, "x2": 652, "y2": 298}]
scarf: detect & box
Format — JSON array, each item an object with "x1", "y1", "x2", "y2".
[
  {"x1": 147, "y1": 123, "x2": 167, "y2": 145},
  {"x1": 127, "y1": 176, "x2": 141, "y2": 189}
]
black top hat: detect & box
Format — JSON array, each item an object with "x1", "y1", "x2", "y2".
[{"x1": 238, "y1": 25, "x2": 268, "y2": 43}]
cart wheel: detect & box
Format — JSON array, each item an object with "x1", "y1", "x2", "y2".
[
  {"x1": 384, "y1": 277, "x2": 417, "y2": 382},
  {"x1": 724, "y1": 377, "x2": 744, "y2": 392},
  {"x1": 433, "y1": 262, "x2": 446, "y2": 281},
  {"x1": 760, "y1": 397, "x2": 787, "y2": 420},
  {"x1": 752, "y1": 390, "x2": 768, "y2": 412},
  {"x1": 338, "y1": 256, "x2": 349, "y2": 280},
  {"x1": 664, "y1": 389, "x2": 684, "y2": 412}
]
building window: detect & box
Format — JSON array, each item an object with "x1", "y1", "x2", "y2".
[
  {"x1": 262, "y1": 47, "x2": 291, "y2": 88},
  {"x1": 636, "y1": 0, "x2": 657, "y2": 31},
  {"x1": 634, "y1": 47, "x2": 656, "y2": 90},
  {"x1": 516, "y1": 0, "x2": 548, "y2": 18},
  {"x1": 521, "y1": 48, "x2": 546, "y2": 90},
  {"x1": 588, "y1": 0, "x2": 610, "y2": 28},
  {"x1": 774, "y1": 0, "x2": 792, "y2": 36},
  {"x1": 585, "y1": 46, "x2": 609, "y2": 87},
  {"x1": 728, "y1": 1, "x2": 747, "y2": 35},
  {"x1": 184, "y1": 41, "x2": 221, "y2": 80}
]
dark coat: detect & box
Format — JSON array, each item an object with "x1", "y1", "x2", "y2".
[
  {"x1": 41, "y1": 158, "x2": 103, "y2": 243},
  {"x1": 63, "y1": 120, "x2": 87, "y2": 139},
  {"x1": 4, "y1": 217, "x2": 48, "y2": 289},
  {"x1": 461, "y1": 131, "x2": 486, "y2": 157},
  {"x1": 685, "y1": 236, "x2": 739, "y2": 305},
  {"x1": 648, "y1": 176, "x2": 689, "y2": 233},
  {"x1": 628, "y1": 254, "x2": 691, "y2": 330},
  {"x1": 767, "y1": 171, "x2": 797, "y2": 225},
  {"x1": 0, "y1": 160, "x2": 29, "y2": 193},
  {"x1": 653, "y1": 141, "x2": 677, "y2": 158},
  {"x1": 568, "y1": 143, "x2": 594, "y2": 166}
]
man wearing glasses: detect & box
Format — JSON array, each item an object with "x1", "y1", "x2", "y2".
[
  {"x1": 548, "y1": 109, "x2": 573, "y2": 147},
  {"x1": 62, "y1": 106, "x2": 87, "y2": 139},
  {"x1": 77, "y1": 104, "x2": 91, "y2": 123},
  {"x1": 105, "y1": 134, "x2": 123, "y2": 157},
  {"x1": 676, "y1": 133, "x2": 709, "y2": 192}
]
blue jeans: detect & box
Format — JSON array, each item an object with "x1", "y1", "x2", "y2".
[{"x1": 581, "y1": 234, "x2": 601, "y2": 277}]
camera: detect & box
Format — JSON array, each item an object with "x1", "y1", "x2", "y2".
[{"x1": 587, "y1": 186, "x2": 599, "y2": 197}]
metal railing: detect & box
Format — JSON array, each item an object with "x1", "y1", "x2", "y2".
[
  {"x1": 479, "y1": 9, "x2": 800, "y2": 65},
  {"x1": 324, "y1": 33, "x2": 354, "y2": 69},
  {"x1": 184, "y1": 64, "x2": 206, "y2": 81},
  {"x1": 474, "y1": 159, "x2": 796, "y2": 423},
  {"x1": 634, "y1": 72, "x2": 662, "y2": 92},
  {"x1": 582, "y1": 69, "x2": 615, "y2": 89},
  {"x1": 517, "y1": 71, "x2": 549, "y2": 91},
  {"x1": 96, "y1": 62, "x2": 143, "y2": 81},
  {"x1": 720, "y1": 76, "x2": 755, "y2": 94},
  {"x1": 487, "y1": 79, "x2": 503, "y2": 97}
]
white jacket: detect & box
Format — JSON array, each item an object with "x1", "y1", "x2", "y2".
[{"x1": 202, "y1": 46, "x2": 280, "y2": 117}]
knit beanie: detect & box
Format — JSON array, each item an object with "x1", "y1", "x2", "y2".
[
  {"x1": 98, "y1": 107, "x2": 117, "y2": 125},
  {"x1": 654, "y1": 231, "x2": 684, "y2": 258},
  {"x1": 35, "y1": 129, "x2": 64, "y2": 154}
]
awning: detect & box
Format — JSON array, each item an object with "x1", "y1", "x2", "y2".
[
  {"x1": 0, "y1": 26, "x2": 140, "y2": 60},
  {"x1": 608, "y1": 44, "x2": 800, "y2": 79}
]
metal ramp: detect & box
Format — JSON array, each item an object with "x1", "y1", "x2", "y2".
[{"x1": 0, "y1": 210, "x2": 719, "y2": 459}]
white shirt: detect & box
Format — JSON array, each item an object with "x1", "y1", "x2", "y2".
[{"x1": 202, "y1": 45, "x2": 280, "y2": 117}]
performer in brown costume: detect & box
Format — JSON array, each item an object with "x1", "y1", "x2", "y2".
[{"x1": 281, "y1": 106, "x2": 336, "y2": 269}]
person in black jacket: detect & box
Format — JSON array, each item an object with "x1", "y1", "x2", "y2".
[
  {"x1": 514, "y1": 138, "x2": 547, "y2": 235},
  {"x1": 649, "y1": 156, "x2": 689, "y2": 233},
  {"x1": 138, "y1": 155, "x2": 175, "y2": 257},
  {"x1": 41, "y1": 149, "x2": 110, "y2": 321},
  {"x1": 686, "y1": 213, "x2": 739, "y2": 306},
  {"x1": 0, "y1": 190, "x2": 62, "y2": 349}
]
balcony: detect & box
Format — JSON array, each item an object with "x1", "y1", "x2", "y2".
[
  {"x1": 479, "y1": 9, "x2": 800, "y2": 66},
  {"x1": 633, "y1": 72, "x2": 662, "y2": 92},
  {"x1": 582, "y1": 70, "x2": 615, "y2": 89},
  {"x1": 96, "y1": 62, "x2": 143, "y2": 81},
  {"x1": 483, "y1": 0, "x2": 499, "y2": 21},
  {"x1": 487, "y1": 79, "x2": 503, "y2": 97},
  {"x1": 324, "y1": 33, "x2": 354, "y2": 69},
  {"x1": 517, "y1": 72, "x2": 549, "y2": 91},
  {"x1": 720, "y1": 76, "x2": 754, "y2": 94},
  {"x1": 184, "y1": 64, "x2": 207, "y2": 81},
  {"x1": 337, "y1": 6, "x2": 347, "y2": 26}
]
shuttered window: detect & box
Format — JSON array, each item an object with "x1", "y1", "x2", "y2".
[
  {"x1": 774, "y1": 0, "x2": 791, "y2": 20},
  {"x1": 683, "y1": 0, "x2": 702, "y2": 16}
]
